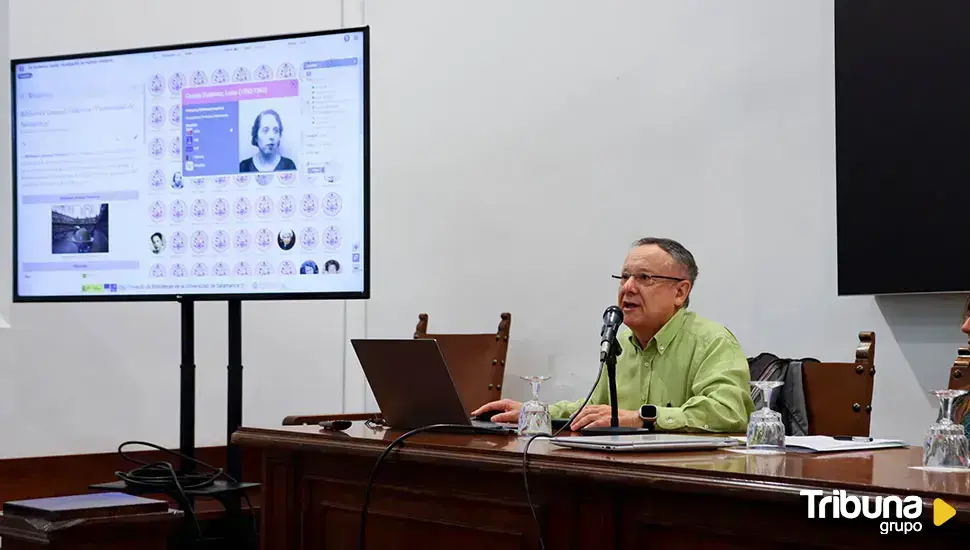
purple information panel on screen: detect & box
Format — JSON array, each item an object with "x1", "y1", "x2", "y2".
[{"x1": 181, "y1": 80, "x2": 299, "y2": 177}]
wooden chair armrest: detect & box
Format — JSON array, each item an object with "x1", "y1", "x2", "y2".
[{"x1": 282, "y1": 412, "x2": 381, "y2": 426}]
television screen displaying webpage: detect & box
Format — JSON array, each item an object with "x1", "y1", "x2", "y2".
[{"x1": 11, "y1": 27, "x2": 369, "y2": 301}]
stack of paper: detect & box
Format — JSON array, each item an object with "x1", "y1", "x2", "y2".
[{"x1": 730, "y1": 435, "x2": 908, "y2": 453}]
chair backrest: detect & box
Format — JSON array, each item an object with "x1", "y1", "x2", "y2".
[
  {"x1": 414, "y1": 312, "x2": 511, "y2": 414},
  {"x1": 801, "y1": 331, "x2": 876, "y2": 437},
  {"x1": 950, "y1": 346, "x2": 970, "y2": 383},
  {"x1": 948, "y1": 296, "x2": 970, "y2": 391},
  {"x1": 947, "y1": 297, "x2": 970, "y2": 429},
  {"x1": 948, "y1": 349, "x2": 970, "y2": 433}
]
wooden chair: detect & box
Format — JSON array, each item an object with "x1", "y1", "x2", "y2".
[
  {"x1": 948, "y1": 347, "x2": 970, "y2": 435},
  {"x1": 801, "y1": 331, "x2": 876, "y2": 437},
  {"x1": 947, "y1": 298, "x2": 970, "y2": 396},
  {"x1": 282, "y1": 312, "x2": 512, "y2": 426},
  {"x1": 949, "y1": 349, "x2": 970, "y2": 388},
  {"x1": 413, "y1": 312, "x2": 511, "y2": 413}
]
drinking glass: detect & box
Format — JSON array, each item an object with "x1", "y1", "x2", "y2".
[
  {"x1": 741, "y1": 380, "x2": 786, "y2": 454},
  {"x1": 923, "y1": 389, "x2": 970, "y2": 469},
  {"x1": 518, "y1": 375, "x2": 552, "y2": 436}
]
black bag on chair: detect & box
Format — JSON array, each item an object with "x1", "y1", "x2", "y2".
[{"x1": 746, "y1": 352, "x2": 818, "y2": 436}]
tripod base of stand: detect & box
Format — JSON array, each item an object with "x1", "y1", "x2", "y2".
[{"x1": 579, "y1": 426, "x2": 654, "y2": 435}]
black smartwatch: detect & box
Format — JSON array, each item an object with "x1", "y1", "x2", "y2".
[{"x1": 639, "y1": 404, "x2": 657, "y2": 428}]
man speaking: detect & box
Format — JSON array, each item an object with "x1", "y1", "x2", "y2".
[{"x1": 472, "y1": 237, "x2": 754, "y2": 433}]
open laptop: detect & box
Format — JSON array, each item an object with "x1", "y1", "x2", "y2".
[{"x1": 351, "y1": 339, "x2": 515, "y2": 433}]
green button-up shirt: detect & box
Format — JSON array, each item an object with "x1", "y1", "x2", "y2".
[{"x1": 548, "y1": 308, "x2": 755, "y2": 433}]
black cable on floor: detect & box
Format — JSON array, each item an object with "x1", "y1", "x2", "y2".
[{"x1": 114, "y1": 441, "x2": 258, "y2": 543}]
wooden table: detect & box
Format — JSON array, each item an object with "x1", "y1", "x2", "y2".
[{"x1": 233, "y1": 424, "x2": 970, "y2": 549}]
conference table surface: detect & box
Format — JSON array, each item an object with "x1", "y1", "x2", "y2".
[
  {"x1": 233, "y1": 423, "x2": 970, "y2": 549},
  {"x1": 235, "y1": 423, "x2": 970, "y2": 500}
]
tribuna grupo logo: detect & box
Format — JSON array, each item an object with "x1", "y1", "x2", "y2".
[{"x1": 800, "y1": 489, "x2": 955, "y2": 534}]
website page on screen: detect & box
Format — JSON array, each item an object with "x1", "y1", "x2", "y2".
[{"x1": 13, "y1": 30, "x2": 366, "y2": 299}]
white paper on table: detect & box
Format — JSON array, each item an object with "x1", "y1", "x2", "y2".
[{"x1": 730, "y1": 435, "x2": 907, "y2": 453}]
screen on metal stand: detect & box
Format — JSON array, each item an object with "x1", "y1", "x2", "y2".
[{"x1": 10, "y1": 27, "x2": 369, "y2": 301}]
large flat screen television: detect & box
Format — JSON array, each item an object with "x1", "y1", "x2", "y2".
[
  {"x1": 836, "y1": 1, "x2": 970, "y2": 295},
  {"x1": 10, "y1": 27, "x2": 369, "y2": 301}
]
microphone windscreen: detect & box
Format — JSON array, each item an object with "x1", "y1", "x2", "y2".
[{"x1": 603, "y1": 305, "x2": 623, "y2": 325}]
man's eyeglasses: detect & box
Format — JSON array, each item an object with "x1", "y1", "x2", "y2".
[{"x1": 612, "y1": 273, "x2": 685, "y2": 285}]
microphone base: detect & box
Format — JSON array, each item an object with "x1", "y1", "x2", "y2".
[{"x1": 579, "y1": 426, "x2": 654, "y2": 436}]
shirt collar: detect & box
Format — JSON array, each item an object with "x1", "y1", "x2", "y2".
[{"x1": 626, "y1": 307, "x2": 687, "y2": 355}]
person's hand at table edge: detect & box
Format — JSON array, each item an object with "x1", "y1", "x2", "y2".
[
  {"x1": 570, "y1": 404, "x2": 641, "y2": 431},
  {"x1": 471, "y1": 399, "x2": 522, "y2": 423}
]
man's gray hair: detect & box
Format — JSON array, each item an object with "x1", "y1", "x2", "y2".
[{"x1": 633, "y1": 237, "x2": 698, "y2": 307}]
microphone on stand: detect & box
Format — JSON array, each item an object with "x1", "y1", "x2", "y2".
[
  {"x1": 581, "y1": 305, "x2": 654, "y2": 436},
  {"x1": 599, "y1": 305, "x2": 624, "y2": 363}
]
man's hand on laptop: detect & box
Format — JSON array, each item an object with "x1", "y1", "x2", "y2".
[
  {"x1": 471, "y1": 399, "x2": 522, "y2": 423},
  {"x1": 570, "y1": 405, "x2": 641, "y2": 431}
]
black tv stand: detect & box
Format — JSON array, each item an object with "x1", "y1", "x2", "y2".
[
  {"x1": 181, "y1": 298, "x2": 196, "y2": 474},
  {"x1": 90, "y1": 298, "x2": 259, "y2": 548},
  {"x1": 227, "y1": 299, "x2": 244, "y2": 482}
]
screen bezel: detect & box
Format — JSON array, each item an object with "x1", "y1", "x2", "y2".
[{"x1": 10, "y1": 26, "x2": 370, "y2": 303}]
